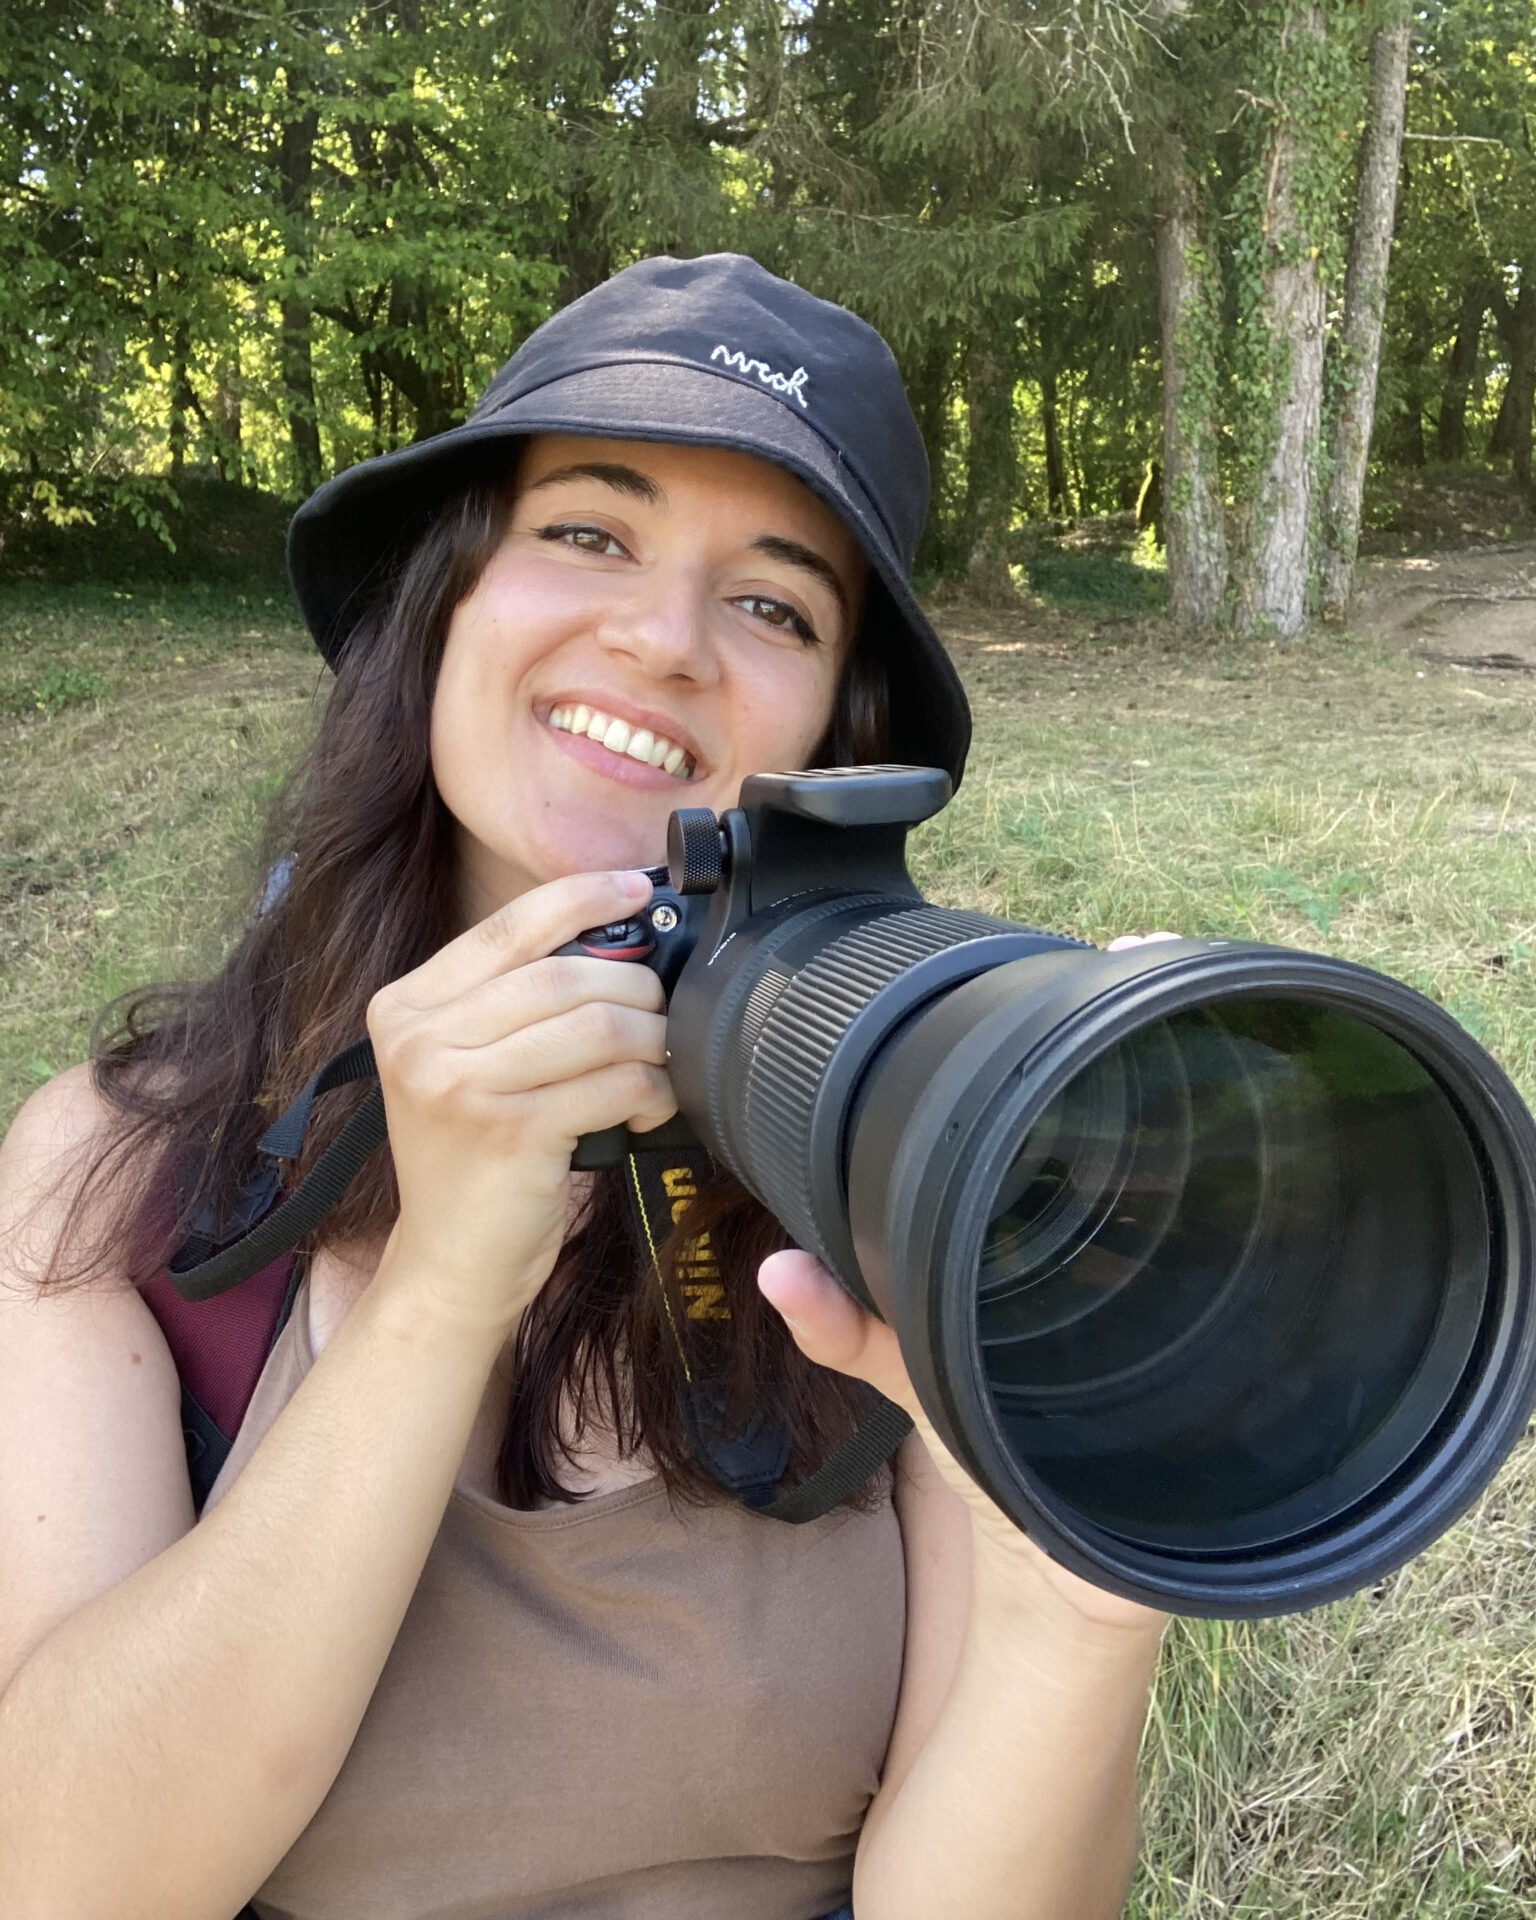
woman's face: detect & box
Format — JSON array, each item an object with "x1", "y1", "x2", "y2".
[{"x1": 431, "y1": 434, "x2": 867, "y2": 918}]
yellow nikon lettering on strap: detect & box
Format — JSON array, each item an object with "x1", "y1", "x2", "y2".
[
  {"x1": 657, "y1": 1160, "x2": 729, "y2": 1318},
  {"x1": 682, "y1": 1283, "x2": 730, "y2": 1320}
]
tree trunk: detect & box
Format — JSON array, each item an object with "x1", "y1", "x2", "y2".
[
  {"x1": 380, "y1": 274, "x2": 459, "y2": 440},
  {"x1": 908, "y1": 336, "x2": 961, "y2": 577},
  {"x1": 964, "y1": 311, "x2": 1019, "y2": 598},
  {"x1": 278, "y1": 97, "x2": 323, "y2": 496},
  {"x1": 212, "y1": 358, "x2": 242, "y2": 485},
  {"x1": 1155, "y1": 151, "x2": 1228, "y2": 629},
  {"x1": 1436, "y1": 278, "x2": 1493, "y2": 462},
  {"x1": 1492, "y1": 270, "x2": 1536, "y2": 487},
  {"x1": 168, "y1": 320, "x2": 194, "y2": 482},
  {"x1": 1319, "y1": 17, "x2": 1411, "y2": 623},
  {"x1": 555, "y1": 180, "x2": 614, "y2": 310},
  {"x1": 1232, "y1": 8, "x2": 1330, "y2": 639},
  {"x1": 1040, "y1": 372, "x2": 1070, "y2": 517},
  {"x1": 1396, "y1": 362, "x2": 1429, "y2": 466}
]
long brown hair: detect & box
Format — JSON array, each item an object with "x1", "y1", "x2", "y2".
[{"x1": 65, "y1": 470, "x2": 894, "y2": 1510}]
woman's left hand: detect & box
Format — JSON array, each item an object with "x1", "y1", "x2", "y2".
[
  {"x1": 758, "y1": 1249, "x2": 1166, "y2": 1636},
  {"x1": 759, "y1": 928, "x2": 1183, "y2": 1641}
]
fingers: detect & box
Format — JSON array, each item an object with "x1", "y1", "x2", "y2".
[
  {"x1": 383, "y1": 869, "x2": 654, "y2": 1012},
  {"x1": 757, "y1": 1250, "x2": 917, "y2": 1414},
  {"x1": 538, "y1": 1058, "x2": 679, "y2": 1147},
  {"x1": 422, "y1": 953, "x2": 666, "y2": 1052},
  {"x1": 1106, "y1": 930, "x2": 1181, "y2": 950},
  {"x1": 378, "y1": 997, "x2": 669, "y2": 1114},
  {"x1": 474, "y1": 1000, "x2": 670, "y2": 1093}
]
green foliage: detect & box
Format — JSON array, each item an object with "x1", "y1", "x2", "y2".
[
  {"x1": 1379, "y1": 0, "x2": 1536, "y2": 465},
  {"x1": 1022, "y1": 547, "x2": 1169, "y2": 611},
  {"x1": 0, "y1": 663, "x2": 108, "y2": 716},
  {"x1": 0, "y1": 474, "x2": 289, "y2": 583},
  {"x1": 1, "y1": 0, "x2": 1531, "y2": 588}
]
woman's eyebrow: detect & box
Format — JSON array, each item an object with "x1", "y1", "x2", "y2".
[
  {"x1": 522, "y1": 461, "x2": 665, "y2": 504},
  {"x1": 752, "y1": 534, "x2": 850, "y2": 617}
]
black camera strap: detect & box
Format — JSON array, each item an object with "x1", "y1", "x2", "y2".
[{"x1": 168, "y1": 1041, "x2": 911, "y2": 1521}]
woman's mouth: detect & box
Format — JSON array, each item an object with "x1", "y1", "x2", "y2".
[{"x1": 546, "y1": 703, "x2": 696, "y2": 781}]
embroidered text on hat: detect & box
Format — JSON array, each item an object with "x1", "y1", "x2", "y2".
[{"x1": 709, "y1": 344, "x2": 811, "y2": 409}]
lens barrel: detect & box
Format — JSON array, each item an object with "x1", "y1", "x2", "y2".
[{"x1": 663, "y1": 772, "x2": 1536, "y2": 1616}]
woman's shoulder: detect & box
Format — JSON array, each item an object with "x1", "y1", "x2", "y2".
[
  {"x1": 2, "y1": 1060, "x2": 111, "y2": 1158},
  {"x1": 0, "y1": 1063, "x2": 151, "y2": 1298},
  {"x1": 1, "y1": 1063, "x2": 117, "y2": 1217}
]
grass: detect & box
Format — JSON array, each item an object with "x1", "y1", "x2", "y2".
[
  {"x1": 6, "y1": 578, "x2": 1536, "y2": 1915},
  {"x1": 0, "y1": 581, "x2": 316, "y2": 1104},
  {"x1": 914, "y1": 602, "x2": 1536, "y2": 1918},
  {"x1": 1018, "y1": 545, "x2": 1170, "y2": 614}
]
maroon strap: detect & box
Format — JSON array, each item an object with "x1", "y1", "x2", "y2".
[
  {"x1": 134, "y1": 1172, "x2": 298, "y2": 1443},
  {"x1": 140, "y1": 1255, "x2": 298, "y2": 1440}
]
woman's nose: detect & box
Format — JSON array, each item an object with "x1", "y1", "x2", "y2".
[{"x1": 598, "y1": 567, "x2": 721, "y2": 684}]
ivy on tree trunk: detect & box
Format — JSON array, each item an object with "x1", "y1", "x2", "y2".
[
  {"x1": 1319, "y1": 13, "x2": 1412, "y2": 623},
  {"x1": 1156, "y1": 146, "x2": 1228, "y2": 629}
]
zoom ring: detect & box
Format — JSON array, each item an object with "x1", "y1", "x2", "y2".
[{"x1": 735, "y1": 908, "x2": 1014, "y2": 1265}]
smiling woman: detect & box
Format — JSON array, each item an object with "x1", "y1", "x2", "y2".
[
  {"x1": 0, "y1": 254, "x2": 1167, "y2": 1920},
  {"x1": 432, "y1": 436, "x2": 865, "y2": 908}
]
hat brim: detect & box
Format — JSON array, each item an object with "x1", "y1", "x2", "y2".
[{"x1": 287, "y1": 360, "x2": 970, "y2": 786}]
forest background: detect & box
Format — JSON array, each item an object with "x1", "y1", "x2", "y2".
[{"x1": 2, "y1": 0, "x2": 1533, "y2": 625}]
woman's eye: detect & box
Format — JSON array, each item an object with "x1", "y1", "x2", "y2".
[
  {"x1": 737, "y1": 595, "x2": 818, "y2": 645},
  {"x1": 537, "y1": 522, "x2": 627, "y2": 558}
]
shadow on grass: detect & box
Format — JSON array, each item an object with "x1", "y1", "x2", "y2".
[{"x1": 1022, "y1": 548, "x2": 1169, "y2": 614}]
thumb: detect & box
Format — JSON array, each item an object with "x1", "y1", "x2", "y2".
[{"x1": 758, "y1": 1249, "x2": 914, "y2": 1409}]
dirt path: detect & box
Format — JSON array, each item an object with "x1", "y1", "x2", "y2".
[{"x1": 1351, "y1": 542, "x2": 1536, "y2": 671}]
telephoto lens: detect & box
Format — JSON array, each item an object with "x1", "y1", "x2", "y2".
[{"x1": 652, "y1": 765, "x2": 1536, "y2": 1617}]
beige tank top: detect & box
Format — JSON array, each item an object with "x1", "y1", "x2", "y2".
[{"x1": 204, "y1": 1276, "x2": 907, "y2": 1920}]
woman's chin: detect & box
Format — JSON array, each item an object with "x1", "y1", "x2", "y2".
[{"x1": 530, "y1": 817, "x2": 672, "y2": 885}]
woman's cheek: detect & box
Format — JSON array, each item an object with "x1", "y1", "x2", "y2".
[{"x1": 734, "y1": 652, "x2": 842, "y2": 770}]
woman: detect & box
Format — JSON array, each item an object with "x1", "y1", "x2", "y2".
[{"x1": 0, "y1": 254, "x2": 1169, "y2": 1920}]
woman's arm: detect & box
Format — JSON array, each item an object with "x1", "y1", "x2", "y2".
[
  {"x1": 759, "y1": 1255, "x2": 1167, "y2": 1920},
  {"x1": 0, "y1": 869, "x2": 674, "y2": 1920},
  {"x1": 862, "y1": 1435, "x2": 1163, "y2": 1920},
  {"x1": 0, "y1": 1192, "x2": 516, "y2": 1920}
]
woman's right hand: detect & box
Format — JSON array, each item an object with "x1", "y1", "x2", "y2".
[{"x1": 365, "y1": 868, "x2": 674, "y2": 1336}]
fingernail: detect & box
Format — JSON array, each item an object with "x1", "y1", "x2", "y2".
[{"x1": 614, "y1": 869, "x2": 652, "y2": 900}]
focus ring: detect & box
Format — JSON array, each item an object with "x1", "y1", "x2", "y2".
[
  {"x1": 705, "y1": 896, "x2": 890, "y2": 1171},
  {"x1": 733, "y1": 908, "x2": 1016, "y2": 1265}
]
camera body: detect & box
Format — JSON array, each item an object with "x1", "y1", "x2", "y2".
[
  {"x1": 562, "y1": 763, "x2": 957, "y2": 989},
  {"x1": 564, "y1": 765, "x2": 1072, "y2": 1186},
  {"x1": 562, "y1": 764, "x2": 1536, "y2": 1617}
]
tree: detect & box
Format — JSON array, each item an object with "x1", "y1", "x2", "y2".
[
  {"x1": 1155, "y1": 146, "x2": 1227, "y2": 626},
  {"x1": 1319, "y1": 12, "x2": 1413, "y2": 621}
]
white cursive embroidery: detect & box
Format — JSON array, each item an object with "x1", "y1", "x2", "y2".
[{"x1": 709, "y1": 344, "x2": 810, "y2": 409}]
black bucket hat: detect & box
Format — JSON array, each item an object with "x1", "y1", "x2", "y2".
[{"x1": 287, "y1": 252, "x2": 971, "y2": 787}]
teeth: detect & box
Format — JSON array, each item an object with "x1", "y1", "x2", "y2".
[{"x1": 546, "y1": 705, "x2": 693, "y2": 780}]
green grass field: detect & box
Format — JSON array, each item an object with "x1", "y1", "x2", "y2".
[{"x1": 5, "y1": 577, "x2": 1536, "y2": 1914}]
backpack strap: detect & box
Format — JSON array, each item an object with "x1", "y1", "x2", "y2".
[
  {"x1": 140, "y1": 1253, "x2": 304, "y2": 1515},
  {"x1": 165, "y1": 1041, "x2": 912, "y2": 1520}
]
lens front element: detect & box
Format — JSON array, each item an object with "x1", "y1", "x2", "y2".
[{"x1": 978, "y1": 999, "x2": 1490, "y2": 1556}]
